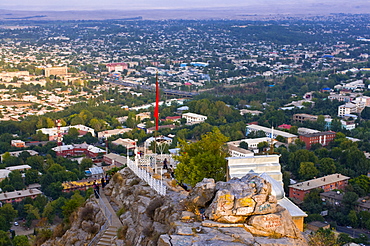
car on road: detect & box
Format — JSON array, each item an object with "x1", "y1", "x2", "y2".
[{"x1": 14, "y1": 222, "x2": 18, "y2": 226}]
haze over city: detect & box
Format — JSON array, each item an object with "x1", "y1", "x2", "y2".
[{"x1": 0, "y1": 0, "x2": 369, "y2": 12}]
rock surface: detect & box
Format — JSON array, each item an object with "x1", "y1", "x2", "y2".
[{"x1": 43, "y1": 169, "x2": 308, "y2": 246}]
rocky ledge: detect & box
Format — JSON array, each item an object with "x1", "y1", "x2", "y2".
[{"x1": 43, "y1": 168, "x2": 308, "y2": 246}]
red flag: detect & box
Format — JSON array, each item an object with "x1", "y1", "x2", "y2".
[{"x1": 154, "y1": 73, "x2": 160, "y2": 131}]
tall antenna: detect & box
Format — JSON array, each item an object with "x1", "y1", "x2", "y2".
[{"x1": 56, "y1": 119, "x2": 62, "y2": 156}]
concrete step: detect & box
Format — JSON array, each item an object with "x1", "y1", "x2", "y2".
[{"x1": 97, "y1": 242, "x2": 111, "y2": 246}]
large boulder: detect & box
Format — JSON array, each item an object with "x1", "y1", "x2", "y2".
[
  {"x1": 185, "y1": 178, "x2": 216, "y2": 207},
  {"x1": 205, "y1": 174, "x2": 278, "y2": 223}
]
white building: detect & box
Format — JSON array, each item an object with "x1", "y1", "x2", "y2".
[
  {"x1": 342, "y1": 80, "x2": 365, "y2": 91},
  {"x1": 38, "y1": 125, "x2": 95, "y2": 141},
  {"x1": 97, "y1": 128, "x2": 133, "y2": 139},
  {"x1": 182, "y1": 112, "x2": 207, "y2": 125},
  {"x1": 246, "y1": 125, "x2": 297, "y2": 144},
  {"x1": 228, "y1": 138, "x2": 276, "y2": 154},
  {"x1": 337, "y1": 103, "x2": 358, "y2": 117},
  {"x1": 227, "y1": 155, "x2": 283, "y2": 183},
  {"x1": 227, "y1": 141, "x2": 254, "y2": 157}
]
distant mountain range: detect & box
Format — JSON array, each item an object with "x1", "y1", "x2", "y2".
[{"x1": 0, "y1": 1, "x2": 370, "y2": 21}]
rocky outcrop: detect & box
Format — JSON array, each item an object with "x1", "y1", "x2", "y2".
[
  {"x1": 43, "y1": 169, "x2": 308, "y2": 246},
  {"x1": 42, "y1": 200, "x2": 106, "y2": 246}
]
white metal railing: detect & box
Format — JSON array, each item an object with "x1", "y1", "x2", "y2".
[
  {"x1": 144, "y1": 154, "x2": 177, "y2": 169},
  {"x1": 127, "y1": 159, "x2": 167, "y2": 196}
]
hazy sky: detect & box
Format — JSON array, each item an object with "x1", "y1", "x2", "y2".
[{"x1": 0, "y1": 0, "x2": 362, "y2": 11}]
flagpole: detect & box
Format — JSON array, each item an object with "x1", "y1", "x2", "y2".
[{"x1": 154, "y1": 71, "x2": 160, "y2": 174}]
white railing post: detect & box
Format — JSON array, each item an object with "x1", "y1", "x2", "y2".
[{"x1": 126, "y1": 156, "x2": 167, "y2": 196}]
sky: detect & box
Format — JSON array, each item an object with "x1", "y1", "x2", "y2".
[{"x1": 0, "y1": 0, "x2": 365, "y2": 11}]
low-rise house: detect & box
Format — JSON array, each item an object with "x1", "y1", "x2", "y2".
[
  {"x1": 103, "y1": 153, "x2": 127, "y2": 167},
  {"x1": 1, "y1": 150, "x2": 38, "y2": 161},
  {"x1": 97, "y1": 128, "x2": 133, "y2": 139},
  {"x1": 146, "y1": 125, "x2": 178, "y2": 134},
  {"x1": 182, "y1": 112, "x2": 207, "y2": 125},
  {"x1": 0, "y1": 189, "x2": 42, "y2": 203},
  {"x1": 0, "y1": 169, "x2": 11, "y2": 182},
  {"x1": 52, "y1": 144, "x2": 106, "y2": 158},
  {"x1": 164, "y1": 116, "x2": 181, "y2": 122},
  {"x1": 239, "y1": 109, "x2": 263, "y2": 116},
  {"x1": 39, "y1": 125, "x2": 95, "y2": 141},
  {"x1": 299, "y1": 131, "x2": 336, "y2": 149},
  {"x1": 246, "y1": 124, "x2": 297, "y2": 144},
  {"x1": 293, "y1": 113, "x2": 318, "y2": 123},
  {"x1": 62, "y1": 178, "x2": 101, "y2": 193},
  {"x1": 306, "y1": 221, "x2": 330, "y2": 232},
  {"x1": 226, "y1": 142, "x2": 254, "y2": 157},
  {"x1": 338, "y1": 102, "x2": 360, "y2": 117},
  {"x1": 328, "y1": 94, "x2": 352, "y2": 102},
  {"x1": 111, "y1": 138, "x2": 136, "y2": 149},
  {"x1": 11, "y1": 140, "x2": 25, "y2": 148},
  {"x1": 321, "y1": 190, "x2": 370, "y2": 212},
  {"x1": 289, "y1": 173, "x2": 350, "y2": 203},
  {"x1": 228, "y1": 138, "x2": 277, "y2": 153},
  {"x1": 136, "y1": 112, "x2": 151, "y2": 121}
]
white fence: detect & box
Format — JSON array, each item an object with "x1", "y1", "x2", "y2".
[{"x1": 127, "y1": 159, "x2": 167, "y2": 196}]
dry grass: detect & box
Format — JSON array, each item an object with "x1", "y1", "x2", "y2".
[
  {"x1": 80, "y1": 205, "x2": 94, "y2": 221},
  {"x1": 117, "y1": 225, "x2": 128, "y2": 239},
  {"x1": 112, "y1": 172, "x2": 124, "y2": 185}
]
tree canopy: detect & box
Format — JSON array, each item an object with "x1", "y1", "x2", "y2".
[{"x1": 174, "y1": 127, "x2": 229, "y2": 187}]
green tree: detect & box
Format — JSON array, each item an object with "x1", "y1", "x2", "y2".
[
  {"x1": 25, "y1": 169, "x2": 39, "y2": 185},
  {"x1": 299, "y1": 162, "x2": 319, "y2": 180},
  {"x1": 343, "y1": 192, "x2": 359, "y2": 213},
  {"x1": 8, "y1": 171, "x2": 25, "y2": 190},
  {"x1": 257, "y1": 141, "x2": 269, "y2": 152},
  {"x1": 61, "y1": 192, "x2": 85, "y2": 222},
  {"x1": 308, "y1": 228, "x2": 339, "y2": 246},
  {"x1": 26, "y1": 156, "x2": 44, "y2": 171},
  {"x1": 318, "y1": 158, "x2": 336, "y2": 176},
  {"x1": 24, "y1": 204, "x2": 40, "y2": 227},
  {"x1": 0, "y1": 230, "x2": 11, "y2": 246},
  {"x1": 302, "y1": 188, "x2": 323, "y2": 214},
  {"x1": 0, "y1": 204, "x2": 17, "y2": 230},
  {"x1": 349, "y1": 175, "x2": 370, "y2": 196},
  {"x1": 361, "y1": 106, "x2": 370, "y2": 120},
  {"x1": 174, "y1": 128, "x2": 229, "y2": 187},
  {"x1": 80, "y1": 158, "x2": 94, "y2": 171},
  {"x1": 348, "y1": 210, "x2": 358, "y2": 228},
  {"x1": 239, "y1": 141, "x2": 248, "y2": 150},
  {"x1": 13, "y1": 235, "x2": 30, "y2": 246}
]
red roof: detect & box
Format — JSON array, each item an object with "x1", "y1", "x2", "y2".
[
  {"x1": 166, "y1": 116, "x2": 181, "y2": 120},
  {"x1": 106, "y1": 63, "x2": 128, "y2": 67},
  {"x1": 278, "y1": 124, "x2": 292, "y2": 129}
]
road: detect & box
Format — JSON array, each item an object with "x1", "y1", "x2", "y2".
[
  {"x1": 106, "y1": 78, "x2": 199, "y2": 97},
  {"x1": 336, "y1": 225, "x2": 370, "y2": 245}
]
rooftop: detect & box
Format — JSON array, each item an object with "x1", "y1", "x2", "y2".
[
  {"x1": 300, "y1": 131, "x2": 336, "y2": 138},
  {"x1": 289, "y1": 173, "x2": 350, "y2": 191},
  {"x1": 0, "y1": 189, "x2": 42, "y2": 201}
]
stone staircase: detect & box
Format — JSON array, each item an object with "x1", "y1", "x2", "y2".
[
  {"x1": 93, "y1": 191, "x2": 123, "y2": 246},
  {"x1": 96, "y1": 225, "x2": 119, "y2": 246}
]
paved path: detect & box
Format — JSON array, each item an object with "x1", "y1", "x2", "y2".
[
  {"x1": 99, "y1": 191, "x2": 122, "y2": 228},
  {"x1": 94, "y1": 190, "x2": 123, "y2": 246}
]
